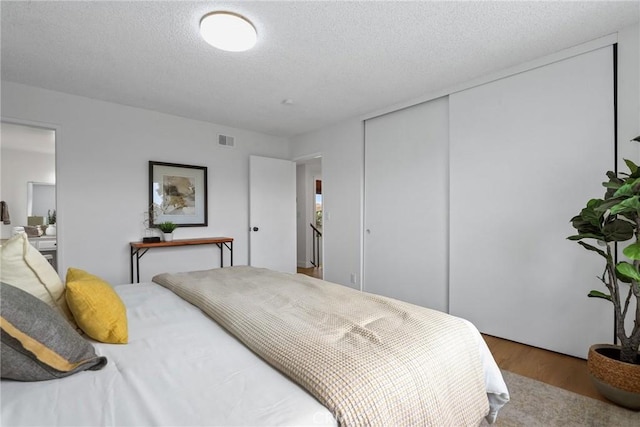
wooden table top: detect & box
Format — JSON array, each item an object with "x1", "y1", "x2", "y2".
[{"x1": 130, "y1": 236, "x2": 233, "y2": 249}]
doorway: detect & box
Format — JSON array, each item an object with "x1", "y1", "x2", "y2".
[
  {"x1": 1, "y1": 121, "x2": 57, "y2": 270},
  {"x1": 295, "y1": 156, "x2": 322, "y2": 279}
]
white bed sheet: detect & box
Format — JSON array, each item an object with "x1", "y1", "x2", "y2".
[
  {"x1": 2, "y1": 282, "x2": 508, "y2": 426},
  {"x1": 1, "y1": 283, "x2": 337, "y2": 427},
  {"x1": 463, "y1": 319, "x2": 510, "y2": 423}
]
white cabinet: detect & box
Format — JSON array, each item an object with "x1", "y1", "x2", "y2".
[
  {"x1": 28, "y1": 237, "x2": 57, "y2": 270},
  {"x1": 362, "y1": 45, "x2": 615, "y2": 359}
]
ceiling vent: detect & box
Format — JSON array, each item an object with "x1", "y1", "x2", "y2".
[{"x1": 218, "y1": 134, "x2": 235, "y2": 147}]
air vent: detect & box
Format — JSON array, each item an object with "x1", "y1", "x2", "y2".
[{"x1": 218, "y1": 134, "x2": 235, "y2": 147}]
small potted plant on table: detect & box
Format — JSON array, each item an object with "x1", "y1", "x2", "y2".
[{"x1": 157, "y1": 221, "x2": 178, "y2": 242}]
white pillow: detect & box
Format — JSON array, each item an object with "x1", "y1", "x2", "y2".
[{"x1": 0, "y1": 232, "x2": 74, "y2": 324}]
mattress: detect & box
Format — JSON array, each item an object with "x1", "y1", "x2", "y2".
[
  {"x1": 155, "y1": 266, "x2": 509, "y2": 425},
  {"x1": 1, "y1": 283, "x2": 337, "y2": 426},
  {"x1": 2, "y1": 278, "x2": 509, "y2": 426}
]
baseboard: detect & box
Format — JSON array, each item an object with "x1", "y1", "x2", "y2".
[{"x1": 297, "y1": 261, "x2": 313, "y2": 268}]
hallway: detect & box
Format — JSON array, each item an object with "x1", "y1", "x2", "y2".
[{"x1": 297, "y1": 267, "x2": 322, "y2": 279}]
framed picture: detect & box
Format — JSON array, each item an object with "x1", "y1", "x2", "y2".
[{"x1": 149, "y1": 161, "x2": 208, "y2": 227}]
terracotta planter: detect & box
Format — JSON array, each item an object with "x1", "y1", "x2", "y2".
[{"x1": 587, "y1": 344, "x2": 640, "y2": 410}]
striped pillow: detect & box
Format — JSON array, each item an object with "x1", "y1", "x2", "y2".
[{"x1": 0, "y1": 282, "x2": 107, "y2": 381}]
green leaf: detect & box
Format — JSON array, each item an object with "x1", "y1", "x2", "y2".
[
  {"x1": 623, "y1": 242, "x2": 640, "y2": 260},
  {"x1": 588, "y1": 290, "x2": 612, "y2": 301},
  {"x1": 618, "y1": 212, "x2": 639, "y2": 224},
  {"x1": 610, "y1": 196, "x2": 640, "y2": 215},
  {"x1": 587, "y1": 198, "x2": 603, "y2": 209},
  {"x1": 613, "y1": 182, "x2": 635, "y2": 197},
  {"x1": 577, "y1": 241, "x2": 607, "y2": 258},
  {"x1": 603, "y1": 181, "x2": 622, "y2": 189},
  {"x1": 604, "y1": 172, "x2": 625, "y2": 198},
  {"x1": 613, "y1": 178, "x2": 640, "y2": 197},
  {"x1": 619, "y1": 274, "x2": 633, "y2": 283},
  {"x1": 570, "y1": 213, "x2": 602, "y2": 235},
  {"x1": 606, "y1": 171, "x2": 621, "y2": 181},
  {"x1": 593, "y1": 197, "x2": 625, "y2": 214},
  {"x1": 629, "y1": 170, "x2": 640, "y2": 180},
  {"x1": 567, "y1": 233, "x2": 604, "y2": 241},
  {"x1": 616, "y1": 262, "x2": 640, "y2": 282},
  {"x1": 602, "y1": 219, "x2": 635, "y2": 242},
  {"x1": 578, "y1": 202, "x2": 605, "y2": 227},
  {"x1": 627, "y1": 162, "x2": 640, "y2": 179},
  {"x1": 624, "y1": 158, "x2": 638, "y2": 174}
]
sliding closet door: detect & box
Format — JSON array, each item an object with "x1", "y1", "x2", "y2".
[
  {"x1": 449, "y1": 46, "x2": 614, "y2": 358},
  {"x1": 364, "y1": 97, "x2": 448, "y2": 311}
]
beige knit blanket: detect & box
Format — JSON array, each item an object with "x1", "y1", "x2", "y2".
[{"x1": 153, "y1": 266, "x2": 489, "y2": 426}]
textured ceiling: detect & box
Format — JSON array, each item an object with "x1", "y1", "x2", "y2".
[{"x1": 1, "y1": 1, "x2": 638, "y2": 137}]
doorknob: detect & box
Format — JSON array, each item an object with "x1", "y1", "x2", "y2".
[{"x1": 252, "y1": 227, "x2": 259, "y2": 232}]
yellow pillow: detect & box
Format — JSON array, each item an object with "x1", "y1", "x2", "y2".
[{"x1": 65, "y1": 268, "x2": 128, "y2": 344}]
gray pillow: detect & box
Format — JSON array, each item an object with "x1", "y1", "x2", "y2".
[{"x1": 1, "y1": 282, "x2": 107, "y2": 381}]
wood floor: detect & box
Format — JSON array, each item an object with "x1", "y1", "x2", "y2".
[
  {"x1": 297, "y1": 266, "x2": 322, "y2": 279},
  {"x1": 482, "y1": 334, "x2": 607, "y2": 403},
  {"x1": 296, "y1": 267, "x2": 609, "y2": 404}
]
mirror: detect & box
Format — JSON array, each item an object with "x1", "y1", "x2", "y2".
[{"x1": 27, "y1": 182, "x2": 56, "y2": 223}]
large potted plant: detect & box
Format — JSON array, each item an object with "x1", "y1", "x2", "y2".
[{"x1": 568, "y1": 137, "x2": 640, "y2": 409}]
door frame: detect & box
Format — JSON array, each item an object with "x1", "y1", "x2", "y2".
[
  {"x1": 1, "y1": 116, "x2": 60, "y2": 267},
  {"x1": 293, "y1": 153, "x2": 323, "y2": 276}
]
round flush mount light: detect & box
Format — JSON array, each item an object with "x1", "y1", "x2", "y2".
[{"x1": 200, "y1": 12, "x2": 257, "y2": 52}]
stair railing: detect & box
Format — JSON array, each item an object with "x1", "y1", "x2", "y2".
[{"x1": 310, "y1": 223, "x2": 322, "y2": 267}]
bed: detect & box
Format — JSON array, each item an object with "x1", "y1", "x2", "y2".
[{"x1": 1, "y1": 266, "x2": 509, "y2": 426}]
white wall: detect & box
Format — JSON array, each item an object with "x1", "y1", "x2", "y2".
[
  {"x1": 1, "y1": 82, "x2": 290, "y2": 284},
  {"x1": 289, "y1": 24, "x2": 638, "y2": 351},
  {"x1": 0, "y1": 148, "x2": 55, "y2": 238},
  {"x1": 290, "y1": 120, "x2": 363, "y2": 289}
]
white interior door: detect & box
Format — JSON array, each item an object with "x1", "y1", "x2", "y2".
[
  {"x1": 364, "y1": 97, "x2": 449, "y2": 311},
  {"x1": 249, "y1": 155, "x2": 296, "y2": 273}
]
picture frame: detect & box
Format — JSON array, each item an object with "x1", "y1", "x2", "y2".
[{"x1": 148, "y1": 161, "x2": 208, "y2": 227}]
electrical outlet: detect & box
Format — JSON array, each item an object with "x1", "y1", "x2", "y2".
[{"x1": 350, "y1": 273, "x2": 357, "y2": 284}]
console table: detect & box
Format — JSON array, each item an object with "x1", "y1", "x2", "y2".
[{"x1": 129, "y1": 237, "x2": 233, "y2": 283}]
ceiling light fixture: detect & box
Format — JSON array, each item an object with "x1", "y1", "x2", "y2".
[{"x1": 200, "y1": 11, "x2": 257, "y2": 52}]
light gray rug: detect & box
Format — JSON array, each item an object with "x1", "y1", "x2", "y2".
[{"x1": 482, "y1": 370, "x2": 640, "y2": 426}]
